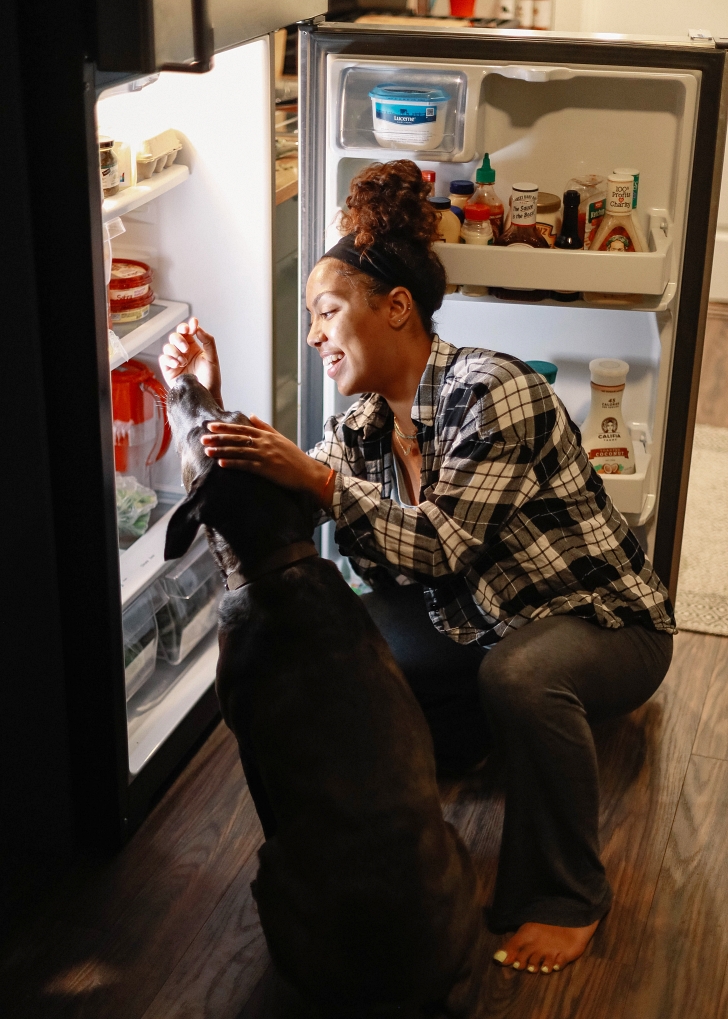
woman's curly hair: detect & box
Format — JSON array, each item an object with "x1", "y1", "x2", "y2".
[
  {"x1": 327, "y1": 160, "x2": 447, "y2": 335},
  {"x1": 339, "y1": 159, "x2": 441, "y2": 250}
]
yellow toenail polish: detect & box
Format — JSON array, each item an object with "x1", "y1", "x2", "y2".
[
  {"x1": 541, "y1": 966, "x2": 550, "y2": 973},
  {"x1": 512, "y1": 961, "x2": 521, "y2": 969},
  {"x1": 553, "y1": 964, "x2": 560, "y2": 971},
  {"x1": 493, "y1": 950, "x2": 508, "y2": 963},
  {"x1": 527, "y1": 965, "x2": 536, "y2": 972}
]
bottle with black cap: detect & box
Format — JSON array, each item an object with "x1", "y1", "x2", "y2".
[
  {"x1": 428, "y1": 196, "x2": 462, "y2": 244},
  {"x1": 552, "y1": 188, "x2": 583, "y2": 302}
]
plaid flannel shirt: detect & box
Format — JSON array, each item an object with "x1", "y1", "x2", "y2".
[{"x1": 308, "y1": 335, "x2": 676, "y2": 648}]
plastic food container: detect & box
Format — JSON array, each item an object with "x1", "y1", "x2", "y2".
[
  {"x1": 368, "y1": 85, "x2": 449, "y2": 150},
  {"x1": 109, "y1": 258, "x2": 153, "y2": 302},
  {"x1": 123, "y1": 583, "x2": 168, "y2": 700},
  {"x1": 109, "y1": 289, "x2": 155, "y2": 323},
  {"x1": 156, "y1": 540, "x2": 223, "y2": 665}
]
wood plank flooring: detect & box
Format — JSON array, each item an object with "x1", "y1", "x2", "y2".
[{"x1": 3, "y1": 308, "x2": 728, "y2": 1019}]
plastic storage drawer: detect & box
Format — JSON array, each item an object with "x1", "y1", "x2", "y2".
[
  {"x1": 123, "y1": 582, "x2": 167, "y2": 700},
  {"x1": 157, "y1": 539, "x2": 223, "y2": 666}
]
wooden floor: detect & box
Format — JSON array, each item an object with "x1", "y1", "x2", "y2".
[{"x1": 3, "y1": 311, "x2": 728, "y2": 1019}]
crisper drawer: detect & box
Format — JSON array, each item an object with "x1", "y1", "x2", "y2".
[
  {"x1": 157, "y1": 539, "x2": 223, "y2": 666},
  {"x1": 434, "y1": 217, "x2": 672, "y2": 296},
  {"x1": 123, "y1": 582, "x2": 167, "y2": 701}
]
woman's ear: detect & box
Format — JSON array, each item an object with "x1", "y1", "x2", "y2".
[{"x1": 387, "y1": 286, "x2": 413, "y2": 330}]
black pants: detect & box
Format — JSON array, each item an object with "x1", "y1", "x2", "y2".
[{"x1": 362, "y1": 584, "x2": 673, "y2": 932}]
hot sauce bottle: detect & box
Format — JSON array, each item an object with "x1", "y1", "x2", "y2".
[
  {"x1": 580, "y1": 359, "x2": 635, "y2": 476},
  {"x1": 465, "y1": 154, "x2": 504, "y2": 239}
]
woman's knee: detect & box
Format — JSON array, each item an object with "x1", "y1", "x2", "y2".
[{"x1": 478, "y1": 638, "x2": 555, "y2": 720}]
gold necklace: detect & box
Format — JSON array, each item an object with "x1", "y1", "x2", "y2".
[{"x1": 393, "y1": 417, "x2": 417, "y2": 457}]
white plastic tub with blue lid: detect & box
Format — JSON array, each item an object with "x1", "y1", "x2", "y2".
[{"x1": 368, "y1": 85, "x2": 449, "y2": 150}]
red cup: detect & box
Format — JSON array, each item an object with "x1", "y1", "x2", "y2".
[{"x1": 450, "y1": 0, "x2": 475, "y2": 15}]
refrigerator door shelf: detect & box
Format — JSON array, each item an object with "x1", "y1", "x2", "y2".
[
  {"x1": 111, "y1": 299, "x2": 190, "y2": 370},
  {"x1": 601, "y1": 444, "x2": 653, "y2": 520},
  {"x1": 434, "y1": 216, "x2": 672, "y2": 296},
  {"x1": 102, "y1": 163, "x2": 190, "y2": 223}
]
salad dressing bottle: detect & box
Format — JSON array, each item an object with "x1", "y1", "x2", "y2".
[
  {"x1": 584, "y1": 174, "x2": 646, "y2": 306},
  {"x1": 580, "y1": 359, "x2": 635, "y2": 475}
]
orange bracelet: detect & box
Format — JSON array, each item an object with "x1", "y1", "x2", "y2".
[{"x1": 320, "y1": 467, "x2": 336, "y2": 505}]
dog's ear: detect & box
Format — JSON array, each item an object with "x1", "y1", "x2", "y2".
[{"x1": 164, "y1": 477, "x2": 207, "y2": 560}]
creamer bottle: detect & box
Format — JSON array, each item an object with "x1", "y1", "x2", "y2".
[{"x1": 580, "y1": 359, "x2": 635, "y2": 475}]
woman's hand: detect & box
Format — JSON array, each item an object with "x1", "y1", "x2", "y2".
[
  {"x1": 201, "y1": 416, "x2": 335, "y2": 508},
  {"x1": 159, "y1": 317, "x2": 223, "y2": 405}
]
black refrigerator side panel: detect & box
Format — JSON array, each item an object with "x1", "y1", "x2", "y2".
[
  {"x1": 0, "y1": 0, "x2": 76, "y2": 937},
  {"x1": 654, "y1": 59, "x2": 728, "y2": 597},
  {"x1": 14, "y1": 0, "x2": 130, "y2": 848}
]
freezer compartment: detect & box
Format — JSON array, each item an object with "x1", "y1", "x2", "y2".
[
  {"x1": 435, "y1": 216, "x2": 672, "y2": 296},
  {"x1": 122, "y1": 582, "x2": 168, "y2": 700},
  {"x1": 157, "y1": 538, "x2": 223, "y2": 666}
]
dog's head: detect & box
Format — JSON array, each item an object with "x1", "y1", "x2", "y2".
[{"x1": 164, "y1": 375, "x2": 314, "y2": 564}]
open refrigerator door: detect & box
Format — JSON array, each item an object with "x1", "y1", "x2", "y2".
[
  {"x1": 95, "y1": 37, "x2": 274, "y2": 782},
  {"x1": 299, "y1": 22, "x2": 728, "y2": 598}
]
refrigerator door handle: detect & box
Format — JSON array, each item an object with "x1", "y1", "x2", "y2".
[{"x1": 159, "y1": 0, "x2": 214, "y2": 74}]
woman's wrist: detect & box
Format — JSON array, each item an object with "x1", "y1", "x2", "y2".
[{"x1": 308, "y1": 458, "x2": 336, "y2": 509}]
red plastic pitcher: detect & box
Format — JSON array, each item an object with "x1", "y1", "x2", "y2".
[{"x1": 111, "y1": 359, "x2": 171, "y2": 487}]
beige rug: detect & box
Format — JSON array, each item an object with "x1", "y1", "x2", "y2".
[{"x1": 675, "y1": 424, "x2": 728, "y2": 635}]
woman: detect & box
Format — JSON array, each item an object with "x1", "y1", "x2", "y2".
[{"x1": 160, "y1": 160, "x2": 675, "y2": 977}]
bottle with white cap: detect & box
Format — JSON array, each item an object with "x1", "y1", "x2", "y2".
[
  {"x1": 580, "y1": 359, "x2": 636, "y2": 476},
  {"x1": 589, "y1": 174, "x2": 645, "y2": 253}
]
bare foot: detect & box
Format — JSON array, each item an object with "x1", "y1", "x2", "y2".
[{"x1": 492, "y1": 919, "x2": 600, "y2": 974}]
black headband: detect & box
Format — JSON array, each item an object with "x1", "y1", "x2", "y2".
[{"x1": 323, "y1": 233, "x2": 433, "y2": 313}]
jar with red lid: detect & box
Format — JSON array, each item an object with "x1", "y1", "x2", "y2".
[{"x1": 108, "y1": 259, "x2": 154, "y2": 323}]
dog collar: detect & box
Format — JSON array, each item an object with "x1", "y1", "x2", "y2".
[{"x1": 225, "y1": 540, "x2": 319, "y2": 591}]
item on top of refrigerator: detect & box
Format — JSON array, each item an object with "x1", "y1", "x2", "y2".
[
  {"x1": 516, "y1": 0, "x2": 534, "y2": 27},
  {"x1": 108, "y1": 259, "x2": 153, "y2": 302},
  {"x1": 449, "y1": 0, "x2": 475, "y2": 16},
  {"x1": 428, "y1": 196, "x2": 462, "y2": 243},
  {"x1": 99, "y1": 136, "x2": 119, "y2": 197},
  {"x1": 580, "y1": 359, "x2": 635, "y2": 475},
  {"x1": 497, "y1": 0, "x2": 516, "y2": 16},
  {"x1": 465, "y1": 154, "x2": 504, "y2": 239},
  {"x1": 138, "y1": 128, "x2": 183, "y2": 173},
  {"x1": 116, "y1": 473, "x2": 158, "y2": 542},
  {"x1": 461, "y1": 204, "x2": 494, "y2": 245},
  {"x1": 526, "y1": 360, "x2": 558, "y2": 384},
  {"x1": 368, "y1": 84, "x2": 450, "y2": 150},
  {"x1": 535, "y1": 192, "x2": 562, "y2": 247},
  {"x1": 532, "y1": 0, "x2": 552, "y2": 28},
  {"x1": 421, "y1": 169, "x2": 437, "y2": 194},
  {"x1": 589, "y1": 174, "x2": 646, "y2": 253},
  {"x1": 109, "y1": 289, "x2": 155, "y2": 323},
  {"x1": 123, "y1": 582, "x2": 167, "y2": 701},
  {"x1": 112, "y1": 359, "x2": 171, "y2": 489},
  {"x1": 136, "y1": 153, "x2": 156, "y2": 180},
  {"x1": 565, "y1": 174, "x2": 606, "y2": 249},
  {"x1": 449, "y1": 179, "x2": 475, "y2": 213},
  {"x1": 552, "y1": 190, "x2": 583, "y2": 302},
  {"x1": 157, "y1": 540, "x2": 223, "y2": 665}
]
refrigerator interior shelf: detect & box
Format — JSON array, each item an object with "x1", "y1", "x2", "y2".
[
  {"x1": 434, "y1": 217, "x2": 672, "y2": 297},
  {"x1": 102, "y1": 163, "x2": 190, "y2": 223},
  {"x1": 127, "y1": 628, "x2": 218, "y2": 777},
  {"x1": 111, "y1": 299, "x2": 190, "y2": 369},
  {"x1": 601, "y1": 445, "x2": 652, "y2": 519},
  {"x1": 120, "y1": 501, "x2": 197, "y2": 609}
]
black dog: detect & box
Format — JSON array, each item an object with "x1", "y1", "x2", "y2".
[{"x1": 164, "y1": 375, "x2": 485, "y2": 1017}]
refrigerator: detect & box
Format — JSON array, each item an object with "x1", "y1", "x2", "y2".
[{"x1": 5, "y1": 6, "x2": 726, "y2": 858}]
